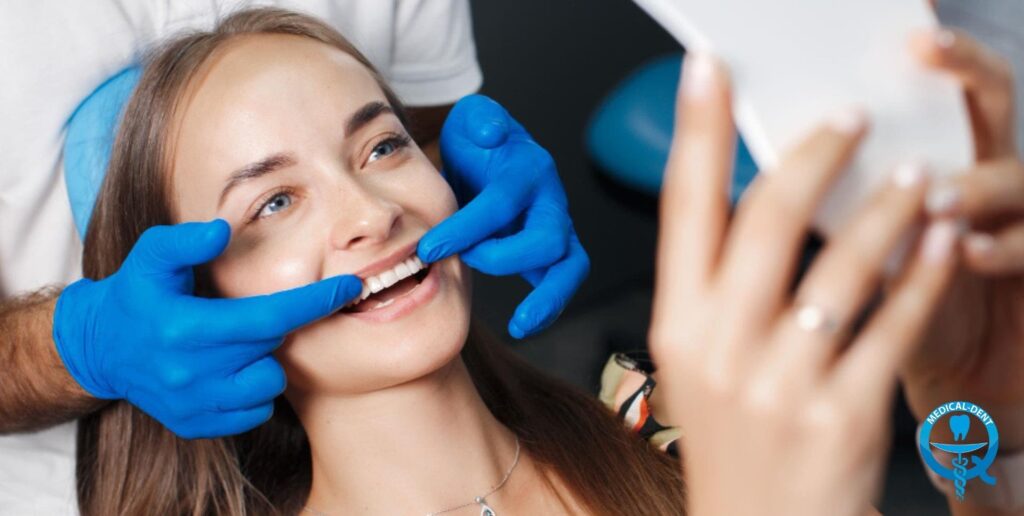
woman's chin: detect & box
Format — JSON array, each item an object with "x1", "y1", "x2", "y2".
[{"x1": 277, "y1": 256, "x2": 472, "y2": 394}]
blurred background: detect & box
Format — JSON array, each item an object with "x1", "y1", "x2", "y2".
[{"x1": 466, "y1": 1, "x2": 1024, "y2": 514}]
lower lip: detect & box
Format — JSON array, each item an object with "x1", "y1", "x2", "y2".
[{"x1": 340, "y1": 263, "x2": 441, "y2": 323}]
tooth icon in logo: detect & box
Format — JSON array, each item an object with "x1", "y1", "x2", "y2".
[{"x1": 950, "y1": 414, "x2": 971, "y2": 441}]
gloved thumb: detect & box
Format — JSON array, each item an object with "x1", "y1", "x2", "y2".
[
  {"x1": 450, "y1": 94, "x2": 510, "y2": 149},
  {"x1": 128, "y1": 219, "x2": 231, "y2": 277}
]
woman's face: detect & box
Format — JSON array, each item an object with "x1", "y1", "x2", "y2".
[{"x1": 167, "y1": 34, "x2": 471, "y2": 396}]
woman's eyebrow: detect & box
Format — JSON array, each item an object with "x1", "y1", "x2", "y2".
[
  {"x1": 216, "y1": 102, "x2": 391, "y2": 208},
  {"x1": 346, "y1": 101, "x2": 392, "y2": 136},
  {"x1": 218, "y1": 153, "x2": 296, "y2": 208}
]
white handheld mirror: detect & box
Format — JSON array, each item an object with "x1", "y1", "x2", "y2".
[{"x1": 633, "y1": 0, "x2": 973, "y2": 238}]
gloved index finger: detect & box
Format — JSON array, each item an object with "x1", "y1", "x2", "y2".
[
  {"x1": 458, "y1": 196, "x2": 571, "y2": 276},
  {"x1": 196, "y1": 274, "x2": 363, "y2": 343},
  {"x1": 418, "y1": 169, "x2": 534, "y2": 263}
]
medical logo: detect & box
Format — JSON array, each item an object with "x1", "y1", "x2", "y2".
[{"x1": 918, "y1": 400, "x2": 999, "y2": 501}]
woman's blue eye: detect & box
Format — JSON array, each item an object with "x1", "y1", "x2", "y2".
[
  {"x1": 368, "y1": 141, "x2": 398, "y2": 163},
  {"x1": 367, "y1": 135, "x2": 410, "y2": 164},
  {"x1": 257, "y1": 192, "x2": 292, "y2": 219}
]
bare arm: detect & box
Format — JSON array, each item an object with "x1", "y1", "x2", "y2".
[{"x1": 0, "y1": 287, "x2": 104, "y2": 434}]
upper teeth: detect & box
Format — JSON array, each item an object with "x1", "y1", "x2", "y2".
[{"x1": 346, "y1": 254, "x2": 426, "y2": 307}]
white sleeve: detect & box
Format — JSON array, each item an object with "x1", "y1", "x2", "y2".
[{"x1": 387, "y1": 0, "x2": 483, "y2": 107}]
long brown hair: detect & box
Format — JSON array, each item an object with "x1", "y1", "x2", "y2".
[{"x1": 77, "y1": 8, "x2": 684, "y2": 515}]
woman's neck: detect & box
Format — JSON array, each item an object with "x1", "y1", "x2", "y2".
[{"x1": 294, "y1": 356, "x2": 521, "y2": 515}]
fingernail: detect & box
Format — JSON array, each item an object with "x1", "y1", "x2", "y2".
[
  {"x1": 935, "y1": 29, "x2": 956, "y2": 50},
  {"x1": 922, "y1": 219, "x2": 958, "y2": 263},
  {"x1": 966, "y1": 232, "x2": 996, "y2": 257},
  {"x1": 891, "y1": 161, "x2": 927, "y2": 189},
  {"x1": 926, "y1": 180, "x2": 961, "y2": 215},
  {"x1": 682, "y1": 52, "x2": 717, "y2": 98},
  {"x1": 826, "y1": 107, "x2": 867, "y2": 134}
]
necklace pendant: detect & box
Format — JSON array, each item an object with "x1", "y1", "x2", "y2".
[{"x1": 475, "y1": 496, "x2": 495, "y2": 516}]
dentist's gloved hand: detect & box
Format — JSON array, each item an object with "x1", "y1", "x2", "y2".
[
  {"x1": 53, "y1": 220, "x2": 361, "y2": 439},
  {"x1": 419, "y1": 94, "x2": 590, "y2": 339}
]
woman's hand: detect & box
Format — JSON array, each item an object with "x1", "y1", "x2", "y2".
[
  {"x1": 648, "y1": 53, "x2": 959, "y2": 516},
  {"x1": 899, "y1": 29, "x2": 1024, "y2": 452}
]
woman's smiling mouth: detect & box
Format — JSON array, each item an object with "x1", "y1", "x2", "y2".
[
  {"x1": 343, "y1": 253, "x2": 429, "y2": 309},
  {"x1": 338, "y1": 254, "x2": 441, "y2": 322},
  {"x1": 344, "y1": 250, "x2": 432, "y2": 309}
]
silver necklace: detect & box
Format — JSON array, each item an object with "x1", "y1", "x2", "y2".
[{"x1": 302, "y1": 436, "x2": 521, "y2": 516}]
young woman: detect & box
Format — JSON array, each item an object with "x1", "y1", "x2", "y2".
[
  {"x1": 77, "y1": 6, "x2": 1022, "y2": 516},
  {"x1": 76, "y1": 8, "x2": 681, "y2": 515}
]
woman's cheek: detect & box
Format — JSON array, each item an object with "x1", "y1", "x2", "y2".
[
  {"x1": 211, "y1": 232, "x2": 323, "y2": 298},
  {"x1": 262, "y1": 253, "x2": 322, "y2": 291},
  {"x1": 406, "y1": 165, "x2": 459, "y2": 223}
]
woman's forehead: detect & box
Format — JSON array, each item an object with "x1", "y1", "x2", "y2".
[
  {"x1": 178, "y1": 34, "x2": 385, "y2": 135},
  {"x1": 168, "y1": 34, "x2": 389, "y2": 218}
]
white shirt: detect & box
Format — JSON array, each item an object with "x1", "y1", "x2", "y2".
[{"x1": 0, "y1": 1, "x2": 481, "y2": 513}]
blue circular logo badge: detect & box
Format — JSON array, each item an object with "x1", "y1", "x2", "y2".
[{"x1": 918, "y1": 400, "x2": 999, "y2": 501}]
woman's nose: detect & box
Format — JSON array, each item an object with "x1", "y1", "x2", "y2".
[{"x1": 328, "y1": 185, "x2": 402, "y2": 251}]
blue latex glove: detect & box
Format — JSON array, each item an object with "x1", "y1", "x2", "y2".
[
  {"x1": 418, "y1": 95, "x2": 590, "y2": 339},
  {"x1": 53, "y1": 220, "x2": 362, "y2": 439}
]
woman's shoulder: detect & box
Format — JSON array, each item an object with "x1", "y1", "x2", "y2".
[{"x1": 598, "y1": 351, "x2": 681, "y2": 457}]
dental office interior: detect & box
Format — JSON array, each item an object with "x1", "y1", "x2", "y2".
[{"x1": 2, "y1": 0, "x2": 1023, "y2": 514}]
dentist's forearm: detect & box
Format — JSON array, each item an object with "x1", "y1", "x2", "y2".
[{"x1": 0, "y1": 288, "x2": 103, "y2": 434}]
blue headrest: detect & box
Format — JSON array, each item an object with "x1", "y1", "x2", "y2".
[
  {"x1": 585, "y1": 53, "x2": 758, "y2": 202},
  {"x1": 64, "y1": 66, "x2": 142, "y2": 239}
]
